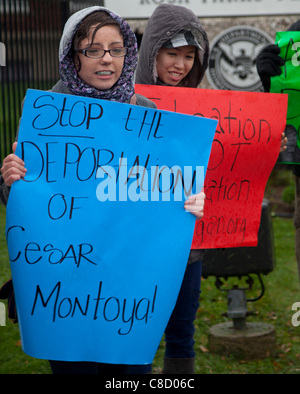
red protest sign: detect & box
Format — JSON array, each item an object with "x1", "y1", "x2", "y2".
[{"x1": 135, "y1": 85, "x2": 288, "y2": 249}]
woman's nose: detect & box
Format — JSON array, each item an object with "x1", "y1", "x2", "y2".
[
  {"x1": 174, "y1": 57, "x2": 185, "y2": 68},
  {"x1": 101, "y1": 51, "x2": 113, "y2": 62}
]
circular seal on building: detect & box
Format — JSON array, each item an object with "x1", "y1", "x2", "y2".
[{"x1": 207, "y1": 26, "x2": 273, "y2": 92}]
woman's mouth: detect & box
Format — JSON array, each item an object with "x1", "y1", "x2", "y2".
[
  {"x1": 169, "y1": 72, "x2": 183, "y2": 81},
  {"x1": 96, "y1": 71, "x2": 114, "y2": 79}
]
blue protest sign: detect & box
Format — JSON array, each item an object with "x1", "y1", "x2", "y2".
[{"x1": 6, "y1": 89, "x2": 217, "y2": 364}]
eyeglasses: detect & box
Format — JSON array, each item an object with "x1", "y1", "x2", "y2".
[{"x1": 76, "y1": 47, "x2": 128, "y2": 59}]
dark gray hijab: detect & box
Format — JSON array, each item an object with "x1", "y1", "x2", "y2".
[{"x1": 135, "y1": 4, "x2": 209, "y2": 88}]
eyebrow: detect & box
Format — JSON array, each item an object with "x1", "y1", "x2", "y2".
[
  {"x1": 92, "y1": 41, "x2": 123, "y2": 45},
  {"x1": 109, "y1": 41, "x2": 124, "y2": 45},
  {"x1": 82, "y1": 41, "x2": 124, "y2": 48}
]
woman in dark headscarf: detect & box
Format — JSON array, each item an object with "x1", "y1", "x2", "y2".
[
  {"x1": 136, "y1": 4, "x2": 209, "y2": 88},
  {"x1": 134, "y1": 4, "x2": 210, "y2": 375}
]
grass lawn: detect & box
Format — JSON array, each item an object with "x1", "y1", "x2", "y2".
[{"x1": 0, "y1": 202, "x2": 299, "y2": 374}]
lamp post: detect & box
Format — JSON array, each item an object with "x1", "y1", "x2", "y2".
[{"x1": 202, "y1": 199, "x2": 277, "y2": 360}]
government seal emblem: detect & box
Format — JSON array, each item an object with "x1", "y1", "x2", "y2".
[{"x1": 207, "y1": 26, "x2": 273, "y2": 91}]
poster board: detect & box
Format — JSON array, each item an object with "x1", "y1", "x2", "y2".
[
  {"x1": 6, "y1": 89, "x2": 216, "y2": 364},
  {"x1": 271, "y1": 31, "x2": 300, "y2": 164},
  {"x1": 135, "y1": 85, "x2": 288, "y2": 249}
]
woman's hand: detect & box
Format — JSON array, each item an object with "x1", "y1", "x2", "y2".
[
  {"x1": 184, "y1": 191, "x2": 205, "y2": 220},
  {"x1": 280, "y1": 132, "x2": 288, "y2": 153},
  {"x1": 1, "y1": 142, "x2": 27, "y2": 186}
]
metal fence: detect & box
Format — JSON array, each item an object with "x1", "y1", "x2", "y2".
[{"x1": 0, "y1": 0, "x2": 104, "y2": 162}]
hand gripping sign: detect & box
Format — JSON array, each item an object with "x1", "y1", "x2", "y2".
[
  {"x1": 6, "y1": 89, "x2": 216, "y2": 364},
  {"x1": 135, "y1": 85, "x2": 288, "y2": 249}
]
